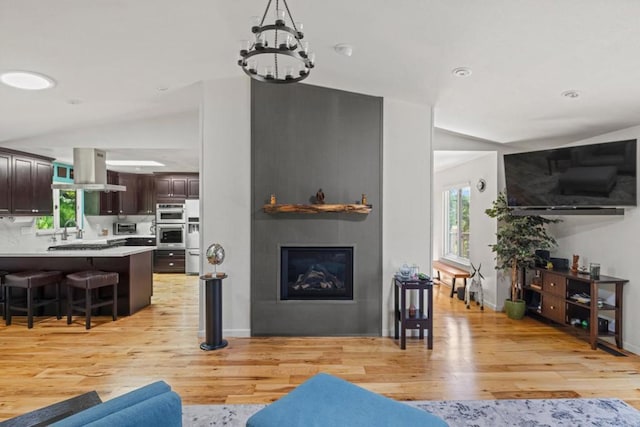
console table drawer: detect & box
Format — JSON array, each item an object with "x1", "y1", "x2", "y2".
[
  {"x1": 542, "y1": 273, "x2": 565, "y2": 296},
  {"x1": 541, "y1": 294, "x2": 565, "y2": 324}
]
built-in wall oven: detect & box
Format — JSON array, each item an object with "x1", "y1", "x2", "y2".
[
  {"x1": 156, "y1": 203, "x2": 186, "y2": 224},
  {"x1": 156, "y1": 223, "x2": 186, "y2": 249}
]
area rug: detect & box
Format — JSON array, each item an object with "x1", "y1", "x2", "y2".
[{"x1": 183, "y1": 398, "x2": 640, "y2": 426}]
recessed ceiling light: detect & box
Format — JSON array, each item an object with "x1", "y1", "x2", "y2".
[
  {"x1": 106, "y1": 160, "x2": 165, "y2": 167},
  {"x1": 334, "y1": 44, "x2": 354, "y2": 57},
  {"x1": 452, "y1": 67, "x2": 472, "y2": 77},
  {"x1": 0, "y1": 70, "x2": 56, "y2": 90},
  {"x1": 561, "y1": 90, "x2": 580, "y2": 98},
  {"x1": 67, "y1": 99, "x2": 82, "y2": 105}
]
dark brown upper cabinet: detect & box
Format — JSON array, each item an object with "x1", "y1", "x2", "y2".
[
  {"x1": 155, "y1": 174, "x2": 195, "y2": 203},
  {"x1": 0, "y1": 152, "x2": 11, "y2": 215},
  {"x1": 187, "y1": 175, "x2": 199, "y2": 199},
  {"x1": 9, "y1": 152, "x2": 53, "y2": 216},
  {"x1": 137, "y1": 174, "x2": 156, "y2": 215}
]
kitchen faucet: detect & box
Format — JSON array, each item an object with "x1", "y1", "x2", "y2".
[{"x1": 61, "y1": 219, "x2": 77, "y2": 241}]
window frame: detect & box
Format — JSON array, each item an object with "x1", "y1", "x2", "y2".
[{"x1": 442, "y1": 184, "x2": 471, "y2": 265}]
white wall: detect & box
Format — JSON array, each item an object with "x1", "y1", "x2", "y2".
[
  {"x1": 433, "y1": 152, "x2": 499, "y2": 309},
  {"x1": 200, "y1": 77, "x2": 252, "y2": 337},
  {"x1": 382, "y1": 98, "x2": 433, "y2": 336},
  {"x1": 542, "y1": 125, "x2": 640, "y2": 354}
]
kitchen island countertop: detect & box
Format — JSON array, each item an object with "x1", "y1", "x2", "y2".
[{"x1": 0, "y1": 246, "x2": 155, "y2": 257}]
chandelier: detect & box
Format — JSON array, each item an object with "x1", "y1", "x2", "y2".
[{"x1": 238, "y1": 0, "x2": 314, "y2": 83}]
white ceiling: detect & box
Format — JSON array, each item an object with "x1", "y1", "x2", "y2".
[{"x1": 2, "y1": 0, "x2": 640, "y2": 153}]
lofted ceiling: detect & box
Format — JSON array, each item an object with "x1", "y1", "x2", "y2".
[{"x1": 2, "y1": 0, "x2": 640, "y2": 157}]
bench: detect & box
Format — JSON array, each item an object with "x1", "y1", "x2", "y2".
[{"x1": 432, "y1": 260, "x2": 470, "y2": 298}]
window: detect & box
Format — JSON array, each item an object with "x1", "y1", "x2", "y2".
[
  {"x1": 444, "y1": 186, "x2": 470, "y2": 262},
  {"x1": 36, "y1": 189, "x2": 78, "y2": 231}
]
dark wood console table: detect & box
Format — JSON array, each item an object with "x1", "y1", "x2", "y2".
[
  {"x1": 524, "y1": 267, "x2": 628, "y2": 351},
  {"x1": 394, "y1": 276, "x2": 434, "y2": 350}
]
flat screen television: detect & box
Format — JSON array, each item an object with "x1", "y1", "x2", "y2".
[{"x1": 504, "y1": 139, "x2": 637, "y2": 208}]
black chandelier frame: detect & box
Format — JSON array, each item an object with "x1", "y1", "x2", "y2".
[{"x1": 238, "y1": 0, "x2": 314, "y2": 84}]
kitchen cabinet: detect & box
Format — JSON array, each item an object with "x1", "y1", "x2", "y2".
[
  {"x1": 11, "y1": 154, "x2": 53, "y2": 216},
  {"x1": 154, "y1": 249, "x2": 185, "y2": 273},
  {"x1": 0, "y1": 152, "x2": 11, "y2": 215},
  {"x1": 137, "y1": 175, "x2": 155, "y2": 215},
  {"x1": 125, "y1": 237, "x2": 156, "y2": 246},
  {"x1": 187, "y1": 175, "x2": 199, "y2": 199},
  {"x1": 117, "y1": 172, "x2": 138, "y2": 215},
  {"x1": 155, "y1": 174, "x2": 189, "y2": 203},
  {"x1": 98, "y1": 170, "x2": 120, "y2": 215}
]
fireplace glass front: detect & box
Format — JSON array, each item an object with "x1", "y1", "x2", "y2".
[{"x1": 280, "y1": 246, "x2": 354, "y2": 300}]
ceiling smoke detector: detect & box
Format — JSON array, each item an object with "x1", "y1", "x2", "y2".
[
  {"x1": 452, "y1": 67, "x2": 472, "y2": 77},
  {"x1": 561, "y1": 90, "x2": 581, "y2": 98},
  {"x1": 334, "y1": 44, "x2": 354, "y2": 57}
]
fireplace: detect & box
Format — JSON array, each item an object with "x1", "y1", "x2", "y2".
[{"x1": 280, "y1": 246, "x2": 354, "y2": 300}]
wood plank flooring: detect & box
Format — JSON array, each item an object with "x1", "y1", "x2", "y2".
[{"x1": 1, "y1": 274, "x2": 640, "y2": 421}]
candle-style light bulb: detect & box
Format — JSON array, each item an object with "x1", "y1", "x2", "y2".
[
  {"x1": 295, "y1": 22, "x2": 304, "y2": 38},
  {"x1": 248, "y1": 60, "x2": 257, "y2": 74},
  {"x1": 300, "y1": 41, "x2": 309, "y2": 58},
  {"x1": 279, "y1": 34, "x2": 292, "y2": 50},
  {"x1": 275, "y1": 9, "x2": 286, "y2": 26},
  {"x1": 250, "y1": 16, "x2": 261, "y2": 33},
  {"x1": 239, "y1": 40, "x2": 250, "y2": 56},
  {"x1": 255, "y1": 33, "x2": 266, "y2": 50},
  {"x1": 285, "y1": 66, "x2": 294, "y2": 80},
  {"x1": 264, "y1": 66, "x2": 274, "y2": 79},
  {"x1": 308, "y1": 52, "x2": 316, "y2": 67}
]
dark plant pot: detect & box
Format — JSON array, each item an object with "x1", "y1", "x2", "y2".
[{"x1": 504, "y1": 299, "x2": 526, "y2": 320}]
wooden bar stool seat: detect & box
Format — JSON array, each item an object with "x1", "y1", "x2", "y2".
[
  {"x1": 66, "y1": 271, "x2": 118, "y2": 329},
  {"x1": 5, "y1": 270, "x2": 63, "y2": 328},
  {"x1": 0, "y1": 270, "x2": 9, "y2": 320}
]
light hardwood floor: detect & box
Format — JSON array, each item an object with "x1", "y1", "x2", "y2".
[{"x1": 1, "y1": 273, "x2": 640, "y2": 421}]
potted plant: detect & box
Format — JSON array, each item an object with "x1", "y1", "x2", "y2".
[{"x1": 485, "y1": 192, "x2": 560, "y2": 319}]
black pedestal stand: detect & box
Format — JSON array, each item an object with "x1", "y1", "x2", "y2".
[{"x1": 200, "y1": 274, "x2": 228, "y2": 351}]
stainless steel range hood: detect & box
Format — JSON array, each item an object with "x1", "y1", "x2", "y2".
[{"x1": 52, "y1": 148, "x2": 126, "y2": 192}]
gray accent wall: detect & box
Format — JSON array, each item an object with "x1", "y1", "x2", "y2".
[{"x1": 251, "y1": 81, "x2": 383, "y2": 335}]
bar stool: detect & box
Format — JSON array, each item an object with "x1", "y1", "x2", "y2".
[
  {"x1": 5, "y1": 270, "x2": 63, "y2": 328},
  {"x1": 66, "y1": 271, "x2": 118, "y2": 329},
  {"x1": 0, "y1": 271, "x2": 8, "y2": 320}
]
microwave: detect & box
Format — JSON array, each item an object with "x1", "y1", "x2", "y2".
[
  {"x1": 156, "y1": 203, "x2": 186, "y2": 224},
  {"x1": 114, "y1": 222, "x2": 137, "y2": 235},
  {"x1": 157, "y1": 223, "x2": 186, "y2": 249}
]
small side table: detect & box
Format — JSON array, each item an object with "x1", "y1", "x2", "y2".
[
  {"x1": 200, "y1": 274, "x2": 228, "y2": 351},
  {"x1": 394, "y1": 276, "x2": 434, "y2": 350}
]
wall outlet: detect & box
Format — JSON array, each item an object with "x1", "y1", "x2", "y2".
[{"x1": 21, "y1": 226, "x2": 33, "y2": 235}]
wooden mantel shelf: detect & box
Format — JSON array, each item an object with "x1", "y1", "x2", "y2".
[{"x1": 263, "y1": 203, "x2": 372, "y2": 214}]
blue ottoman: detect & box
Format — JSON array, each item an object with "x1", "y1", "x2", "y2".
[{"x1": 246, "y1": 373, "x2": 448, "y2": 427}]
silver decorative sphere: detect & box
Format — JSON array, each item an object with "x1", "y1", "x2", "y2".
[{"x1": 206, "y1": 243, "x2": 225, "y2": 265}]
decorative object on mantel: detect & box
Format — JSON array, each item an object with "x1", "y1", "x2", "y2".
[
  {"x1": 237, "y1": 0, "x2": 315, "y2": 83},
  {"x1": 571, "y1": 254, "x2": 579, "y2": 274},
  {"x1": 270, "y1": 194, "x2": 277, "y2": 205},
  {"x1": 263, "y1": 203, "x2": 372, "y2": 214},
  {"x1": 361, "y1": 194, "x2": 367, "y2": 204},
  {"x1": 315, "y1": 188, "x2": 325, "y2": 204}
]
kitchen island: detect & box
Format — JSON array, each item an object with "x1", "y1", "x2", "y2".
[{"x1": 0, "y1": 245, "x2": 154, "y2": 316}]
